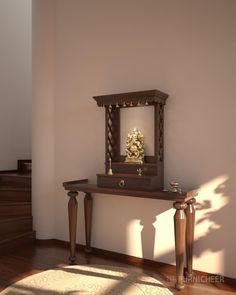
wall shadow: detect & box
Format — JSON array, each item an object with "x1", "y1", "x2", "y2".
[{"x1": 149, "y1": 175, "x2": 236, "y2": 280}]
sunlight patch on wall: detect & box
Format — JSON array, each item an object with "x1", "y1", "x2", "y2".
[
  {"x1": 194, "y1": 249, "x2": 225, "y2": 275},
  {"x1": 153, "y1": 209, "x2": 175, "y2": 262},
  {"x1": 126, "y1": 219, "x2": 143, "y2": 257},
  {"x1": 195, "y1": 174, "x2": 229, "y2": 240},
  {"x1": 192, "y1": 174, "x2": 229, "y2": 275},
  {"x1": 151, "y1": 174, "x2": 229, "y2": 265}
]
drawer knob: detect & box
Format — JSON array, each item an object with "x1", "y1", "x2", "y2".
[{"x1": 118, "y1": 179, "x2": 125, "y2": 188}]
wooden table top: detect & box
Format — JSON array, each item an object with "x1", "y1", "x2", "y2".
[{"x1": 63, "y1": 179, "x2": 197, "y2": 203}]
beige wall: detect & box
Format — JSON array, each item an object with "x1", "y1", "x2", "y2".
[
  {"x1": 0, "y1": 0, "x2": 32, "y2": 170},
  {"x1": 32, "y1": 0, "x2": 55, "y2": 238},
  {"x1": 33, "y1": 0, "x2": 236, "y2": 278}
]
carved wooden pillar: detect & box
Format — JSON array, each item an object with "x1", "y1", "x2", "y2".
[
  {"x1": 185, "y1": 198, "x2": 196, "y2": 280},
  {"x1": 173, "y1": 201, "x2": 187, "y2": 290},
  {"x1": 84, "y1": 192, "x2": 93, "y2": 253},
  {"x1": 105, "y1": 106, "x2": 120, "y2": 164},
  {"x1": 154, "y1": 103, "x2": 164, "y2": 188},
  {"x1": 68, "y1": 190, "x2": 78, "y2": 264}
]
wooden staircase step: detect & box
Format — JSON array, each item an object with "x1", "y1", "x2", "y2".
[
  {"x1": 0, "y1": 162, "x2": 34, "y2": 254},
  {"x1": 0, "y1": 216, "x2": 32, "y2": 235},
  {"x1": 17, "y1": 159, "x2": 32, "y2": 173},
  {"x1": 0, "y1": 174, "x2": 31, "y2": 188},
  {"x1": 0, "y1": 187, "x2": 31, "y2": 202},
  {"x1": 0, "y1": 231, "x2": 36, "y2": 254},
  {"x1": 0, "y1": 202, "x2": 31, "y2": 216}
]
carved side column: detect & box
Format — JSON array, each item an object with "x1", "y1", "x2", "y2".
[
  {"x1": 173, "y1": 201, "x2": 187, "y2": 290},
  {"x1": 185, "y1": 198, "x2": 196, "y2": 281},
  {"x1": 68, "y1": 190, "x2": 78, "y2": 264},
  {"x1": 84, "y1": 192, "x2": 93, "y2": 253}
]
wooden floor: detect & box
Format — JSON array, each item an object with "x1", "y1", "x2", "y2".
[{"x1": 0, "y1": 242, "x2": 235, "y2": 295}]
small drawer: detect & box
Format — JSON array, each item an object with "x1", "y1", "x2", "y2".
[{"x1": 97, "y1": 174, "x2": 161, "y2": 191}]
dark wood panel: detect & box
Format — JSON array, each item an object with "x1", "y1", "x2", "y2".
[
  {"x1": 0, "y1": 216, "x2": 32, "y2": 235},
  {"x1": 0, "y1": 231, "x2": 35, "y2": 254},
  {"x1": 0, "y1": 165, "x2": 34, "y2": 256},
  {"x1": 0, "y1": 170, "x2": 18, "y2": 174},
  {"x1": 0, "y1": 188, "x2": 31, "y2": 202},
  {"x1": 94, "y1": 89, "x2": 168, "y2": 107},
  {"x1": 0, "y1": 202, "x2": 31, "y2": 216},
  {"x1": 0, "y1": 174, "x2": 31, "y2": 188},
  {"x1": 17, "y1": 159, "x2": 32, "y2": 173}
]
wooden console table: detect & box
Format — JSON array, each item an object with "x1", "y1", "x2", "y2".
[{"x1": 63, "y1": 179, "x2": 197, "y2": 290}]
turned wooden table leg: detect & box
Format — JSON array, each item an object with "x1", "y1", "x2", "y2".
[
  {"x1": 173, "y1": 201, "x2": 187, "y2": 290},
  {"x1": 68, "y1": 190, "x2": 78, "y2": 264},
  {"x1": 185, "y1": 198, "x2": 196, "y2": 281},
  {"x1": 84, "y1": 192, "x2": 93, "y2": 253}
]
